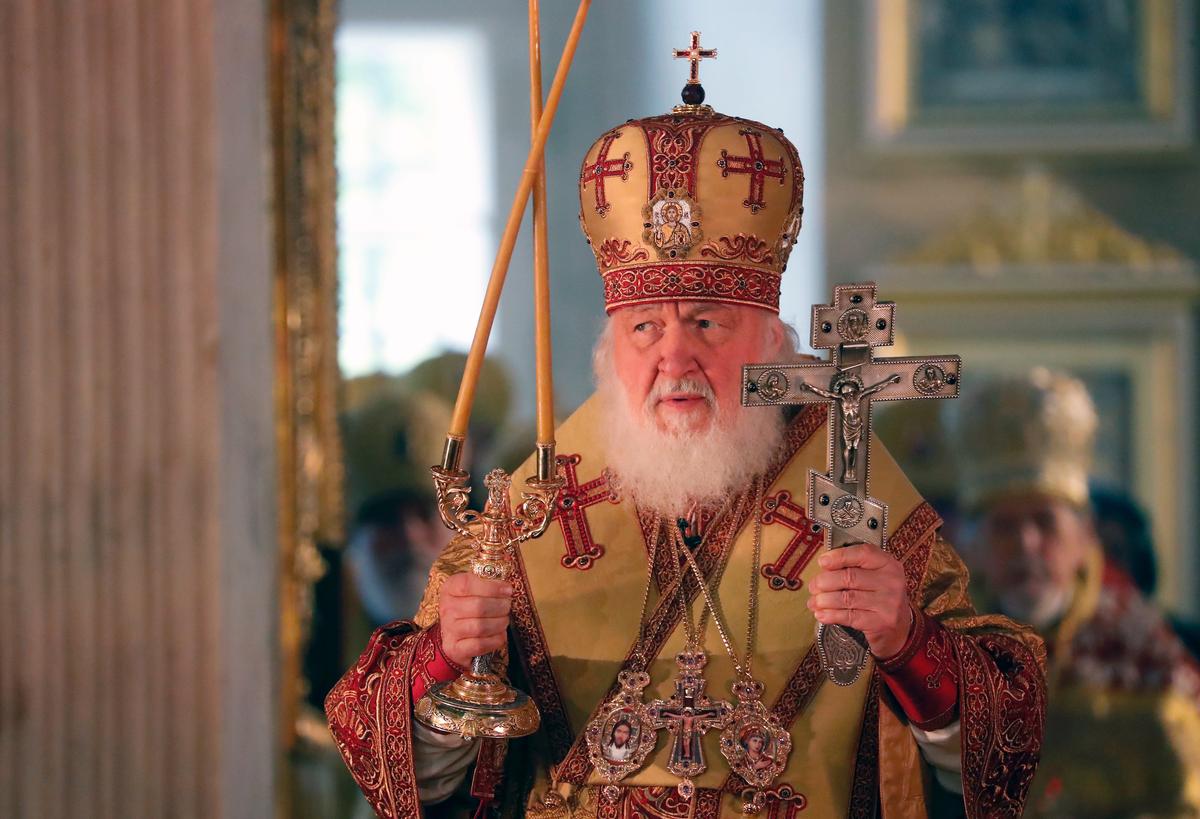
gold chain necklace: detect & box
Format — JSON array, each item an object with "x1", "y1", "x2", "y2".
[
  {"x1": 643, "y1": 487, "x2": 760, "y2": 801},
  {"x1": 673, "y1": 476, "x2": 793, "y2": 814},
  {"x1": 582, "y1": 516, "x2": 670, "y2": 796}
]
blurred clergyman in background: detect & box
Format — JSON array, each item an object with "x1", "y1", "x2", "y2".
[
  {"x1": 341, "y1": 356, "x2": 525, "y2": 628},
  {"x1": 960, "y1": 368, "x2": 1200, "y2": 818},
  {"x1": 341, "y1": 377, "x2": 454, "y2": 628}
]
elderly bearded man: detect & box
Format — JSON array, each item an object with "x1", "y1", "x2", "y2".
[
  {"x1": 326, "y1": 79, "x2": 1046, "y2": 819},
  {"x1": 960, "y1": 370, "x2": 1200, "y2": 818}
]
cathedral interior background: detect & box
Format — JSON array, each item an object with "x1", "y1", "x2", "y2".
[{"x1": 2, "y1": 0, "x2": 1198, "y2": 816}]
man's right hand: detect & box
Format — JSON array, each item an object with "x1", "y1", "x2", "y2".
[{"x1": 437, "y1": 572, "x2": 514, "y2": 669}]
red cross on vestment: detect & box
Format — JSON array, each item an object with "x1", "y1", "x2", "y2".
[
  {"x1": 553, "y1": 453, "x2": 619, "y2": 570},
  {"x1": 580, "y1": 130, "x2": 632, "y2": 217},
  {"x1": 760, "y1": 490, "x2": 823, "y2": 592},
  {"x1": 764, "y1": 788, "x2": 808, "y2": 819},
  {"x1": 717, "y1": 129, "x2": 786, "y2": 213}
]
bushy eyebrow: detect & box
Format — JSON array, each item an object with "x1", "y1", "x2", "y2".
[{"x1": 681, "y1": 304, "x2": 735, "y2": 319}]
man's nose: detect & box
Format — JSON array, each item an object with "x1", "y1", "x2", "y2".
[
  {"x1": 1017, "y1": 520, "x2": 1043, "y2": 556},
  {"x1": 657, "y1": 322, "x2": 701, "y2": 379}
]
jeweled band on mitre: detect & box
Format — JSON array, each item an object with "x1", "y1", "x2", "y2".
[{"x1": 601, "y1": 262, "x2": 782, "y2": 314}]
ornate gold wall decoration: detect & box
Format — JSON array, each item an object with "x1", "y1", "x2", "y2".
[
  {"x1": 898, "y1": 168, "x2": 1186, "y2": 271},
  {"x1": 269, "y1": 0, "x2": 342, "y2": 766},
  {"x1": 867, "y1": 168, "x2": 1200, "y2": 619}
]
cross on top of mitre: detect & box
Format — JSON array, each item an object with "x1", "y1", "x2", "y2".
[
  {"x1": 673, "y1": 31, "x2": 717, "y2": 107},
  {"x1": 673, "y1": 31, "x2": 717, "y2": 85}
]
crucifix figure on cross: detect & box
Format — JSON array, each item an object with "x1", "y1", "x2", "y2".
[
  {"x1": 741, "y1": 282, "x2": 962, "y2": 685},
  {"x1": 799, "y1": 369, "x2": 901, "y2": 484},
  {"x1": 647, "y1": 650, "x2": 733, "y2": 798}
]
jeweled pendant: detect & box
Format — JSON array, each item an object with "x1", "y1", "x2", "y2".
[
  {"x1": 646, "y1": 650, "x2": 733, "y2": 792},
  {"x1": 531, "y1": 790, "x2": 570, "y2": 819},
  {"x1": 584, "y1": 669, "x2": 658, "y2": 783},
  {"x1": 719, "y1": 676, "x2": 791, "y2": 807},
  {"x1": 741, "y1": 788, "x2": 768, "y2": 814}
]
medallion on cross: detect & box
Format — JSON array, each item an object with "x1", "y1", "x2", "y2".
[{"x1": 742, "y1": 282, "x2": 963, "y2": 685}]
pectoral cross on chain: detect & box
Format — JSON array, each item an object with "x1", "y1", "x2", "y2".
[
  {"x1": 647, "y1": 650, "x2": 733, "y2": 798},
  {"x1": 742, "y1": 283, "x2": 961, "y2": 685}
]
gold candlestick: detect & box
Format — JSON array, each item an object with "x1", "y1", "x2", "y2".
[{"x1": 415, "y1": 461, "x2": 561, "y2": 738}]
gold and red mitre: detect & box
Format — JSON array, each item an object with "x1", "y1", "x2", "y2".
[
  {"x1": 577, "y1": 43, "x2": 803, "y2": 314},
  {"x1": 958, "y1": 367, "x2": 1099, "y2": 510}
]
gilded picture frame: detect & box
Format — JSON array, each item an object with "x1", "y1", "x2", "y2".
[
  {"x1": 270, "y1": 0, "x2": 343, "y2": 765},
  {"x1": 865, "y1": 0, "x2": 1195, "y2": 152}
]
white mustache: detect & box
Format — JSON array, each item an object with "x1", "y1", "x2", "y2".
[{"x1": 644, "y1": 377, "x2": 715, "y2": 411}]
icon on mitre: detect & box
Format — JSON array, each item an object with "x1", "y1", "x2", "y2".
[{"x1": 642, "y1": 189, "x2": 702, "y2": 259}]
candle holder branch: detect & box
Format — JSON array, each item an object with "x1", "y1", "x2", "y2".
[{"x1": 415, "y1": 466, "x2": 563, "y2": 738}]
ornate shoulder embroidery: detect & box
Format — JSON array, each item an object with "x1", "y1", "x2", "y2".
[{"x1": 553, "y1": 453, "x2": 620, "y2": 570}]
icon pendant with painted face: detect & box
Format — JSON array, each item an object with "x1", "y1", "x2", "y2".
[
  {"x1": 585, "y1": 670, "x2": 658, "y2": 784},
  {"x1": 719, "y1": 678, "x2": 792, "y2": 814}
]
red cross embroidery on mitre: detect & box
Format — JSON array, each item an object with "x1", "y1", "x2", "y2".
[
  {"x1": 760, "y1": 489, "x2": 823, "y2": 591},
  {"x1": 580, "y1": 129, "x2": 633, "y2": 217},
  {"x1": 553, "y1": 453, "x2": 620, "y2": 570},
  {"x1": 717, "y1": 129, "x2": 786, "y2": 213}
]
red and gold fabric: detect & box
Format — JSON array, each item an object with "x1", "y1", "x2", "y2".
[
  {"x1": 1016, "y1": 553, "x2": 1200, "y2": 817},
  {"x1": 326, "y1": 397, "x2": 1046, "y2": 818},
  {"x1": 410, "y1": 623, "x2": 468, "y2": 704},
  {"x1": 876, "y1": 605, "x2": 960, "y2": 732},
  {"x1": 578, "y1": 109, "x2": 804, "y2": 314}
]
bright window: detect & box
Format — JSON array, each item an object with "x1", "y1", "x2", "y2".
[{"x1": 336, "y1": 26, "x2": 494, "y2": 377}]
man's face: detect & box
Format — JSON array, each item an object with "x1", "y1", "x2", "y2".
[
  {"x1": 610, "y1": 302, "x2": 778, "y2": 433},
  {"x1": 613, "y1": 724, "x2": 631, "y2": 746},
  {"x1": 977, "y1": 492, "x2": 1095, "y2": 625}
]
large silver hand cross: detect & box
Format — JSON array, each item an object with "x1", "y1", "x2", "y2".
[{"x1": 742, "y1": 282, "x2": 961, "y2": 685}]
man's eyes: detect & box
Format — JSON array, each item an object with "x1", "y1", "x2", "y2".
[{"x1": 630, "y1": 318, "x2": 724, "y2": 332}]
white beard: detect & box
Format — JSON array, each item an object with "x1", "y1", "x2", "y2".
[
  {"x1": 997, "y1": 583, "x2": 1071, "y2": 631},
  {"x1": 594, "y1": 334, "x2": 787, "y2": 517}
]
